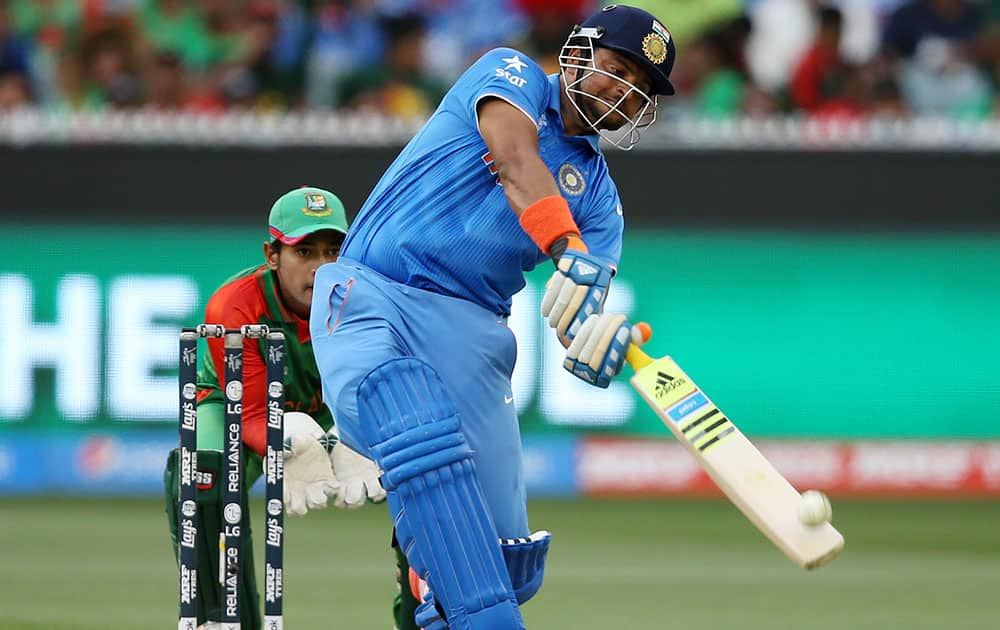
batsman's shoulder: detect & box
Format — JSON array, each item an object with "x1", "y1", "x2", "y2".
[
  {"x1": 579, "y1": 159, "x2": 621, "y2": 212},
  {"x1": 473, "y1": 46, "x2": 546, "y2": 78}
]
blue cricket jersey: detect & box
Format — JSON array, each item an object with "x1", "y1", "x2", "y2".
[{"x1": 341, "y1": 47, "x2": 625, "y2": 316}]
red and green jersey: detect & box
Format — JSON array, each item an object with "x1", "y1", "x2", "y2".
[{"x1": 197, "y1": 265, "x2": 332, "y2": 455}]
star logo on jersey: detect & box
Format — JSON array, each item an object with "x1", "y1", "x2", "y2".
[
  {"x1": 502, "y1": 55, "x2": 528, "y2": 73},
  {"x1": 495, "y1": 54, "x2": 528, "y2": 88}
]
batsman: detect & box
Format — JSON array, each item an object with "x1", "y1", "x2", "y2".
[
  {"x1": 310, "y1": 5, "x2": 677, "y2": 628},
  {"x1": 163, "y1": 187, "x2": 419, "y2": 629}
]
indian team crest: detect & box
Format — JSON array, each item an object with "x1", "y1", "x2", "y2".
[
  {"x1": 642, "y1": 33, "x2": 668, "y2": 65},
  {"x1": 558, "y1": 163, "x2": 586, "y2": 196},
  {"x1": 302, "y1": 193, "x2": 332, "y2": 217}
]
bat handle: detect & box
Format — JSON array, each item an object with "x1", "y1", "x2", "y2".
[{"x1": 625, "y1": 322, "x2": 655, "y2": 371}]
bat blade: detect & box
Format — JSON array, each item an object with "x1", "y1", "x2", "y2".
[{"x1": 629, "y1": 351, "x2": 844, "y2": 569}]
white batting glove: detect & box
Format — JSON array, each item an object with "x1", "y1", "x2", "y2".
[
  {"x1": 540, "y1": 250, "x2": 615, "y2": 346},
  {"x1": 563, "y1": 312, "x2": 638, "y2": 388},
  {"x1": 279, "y1": 411, "x2": 340, "y2": 516}
]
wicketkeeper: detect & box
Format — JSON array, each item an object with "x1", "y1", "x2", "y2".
[{"x1": 163, "y1": 187, "x2": 418, "y2": 629}]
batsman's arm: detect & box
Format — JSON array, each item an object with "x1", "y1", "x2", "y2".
[
  {"x1": 478, "y1": 98, "x2": 587, "y2": 259},
  {"x1": 477, "y1": 97, "x2": 561, "y2": 216}
]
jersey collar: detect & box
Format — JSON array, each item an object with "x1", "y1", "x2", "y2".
[{"x1": 547, "y1": 74, "x2": 601, "y2": 153}]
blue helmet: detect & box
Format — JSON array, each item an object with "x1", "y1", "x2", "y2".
[
  {"x1": 578, "y1": 4, "x2": 676, "y2": 96},
  {"x1": 558, "y1": 5, "x2": 675, "y2": 149}
]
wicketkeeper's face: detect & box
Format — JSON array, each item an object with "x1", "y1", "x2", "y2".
[{"x1": 265, "y1": 230, "x2": 344, "y2": 319}]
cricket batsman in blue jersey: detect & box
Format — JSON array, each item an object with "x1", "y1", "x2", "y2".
[{"x1": 310, "y1": 5, "x2": 677, "y2": 629}]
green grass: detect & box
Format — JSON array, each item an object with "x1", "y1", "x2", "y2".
[{"x1": 1, "y1": 497, "x2": 998, "y2": 629}]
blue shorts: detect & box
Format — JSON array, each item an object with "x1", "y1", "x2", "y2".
[{"x1": 309, "y1": 258, "x2": 528, "y2": 538}]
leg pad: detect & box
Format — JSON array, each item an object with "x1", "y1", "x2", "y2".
[{"x1": 358, "y1": 358, "x2": 523, "y2": 630}]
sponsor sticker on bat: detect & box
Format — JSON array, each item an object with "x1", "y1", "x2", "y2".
[{"x1": 667, "y1": 392, "x2": 708, "y2": 423}]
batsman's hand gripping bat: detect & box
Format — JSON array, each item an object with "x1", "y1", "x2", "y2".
[{"x1": 626, "y1": 324, "x2": 844, "y2": 569}]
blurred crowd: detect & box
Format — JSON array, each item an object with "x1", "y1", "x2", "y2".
[{"x1": 0, "y1": 0, "x2": 998, "y2": 120}]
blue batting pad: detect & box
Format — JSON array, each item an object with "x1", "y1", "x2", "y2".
[
  {"x1": 412, "y1": 528, "x2": 552, "y2": 627},
  {"x1": 415, "y1": 594, "x2": 449, "y2": 630},
  {"x1": 501, "y1": 531, "x2": 552, "y2": 604},
  {"x1": 357, "y1": 357, "x2": 524, "y2": 630}
]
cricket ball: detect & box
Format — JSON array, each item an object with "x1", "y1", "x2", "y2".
[{"x1": 798, "y1": 490, "x2": 832, "y2": 527}]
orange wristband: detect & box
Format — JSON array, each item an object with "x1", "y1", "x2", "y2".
[{"x1": 518, "y1": 195, "x2": 586, "y2": 255}]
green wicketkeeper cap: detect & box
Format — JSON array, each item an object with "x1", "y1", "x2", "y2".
[{"x1": 268, "y1": 186, "x2": 349, "y2": 245}]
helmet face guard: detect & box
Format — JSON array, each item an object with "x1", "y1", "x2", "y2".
[{"x1": 558, "y1": 26, "x2": 658, "y2": 151}]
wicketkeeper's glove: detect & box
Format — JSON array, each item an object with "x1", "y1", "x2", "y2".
[
  {"x1": 283, "y1": 433, "x2": 340, "y2": 516},
  {"x1": 279, "y1": 411, "x2": 340, "y2": 516},
  {"x1": 326, "y1": 426, "x2": 387, "y2": 509}
]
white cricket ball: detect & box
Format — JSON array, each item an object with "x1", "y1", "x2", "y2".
[{"x1": 798, "y1": 490, "x2": 832, "y2": 527}]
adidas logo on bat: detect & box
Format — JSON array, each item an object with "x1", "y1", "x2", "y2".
[{"x1": 654, "y1": 371, "x2": 686, "y2": 398}]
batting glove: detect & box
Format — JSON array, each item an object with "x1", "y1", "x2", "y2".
[
  {"x1": 564, "y1": 313, "x2": 639, "y2": 388},
  {"x1": 540, "y1": 249, "x2": 615, "y2": 346}
]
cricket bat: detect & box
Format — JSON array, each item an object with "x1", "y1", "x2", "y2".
[{"x1": 625, "y1": 335, "x2": 844, "y2": 569}]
